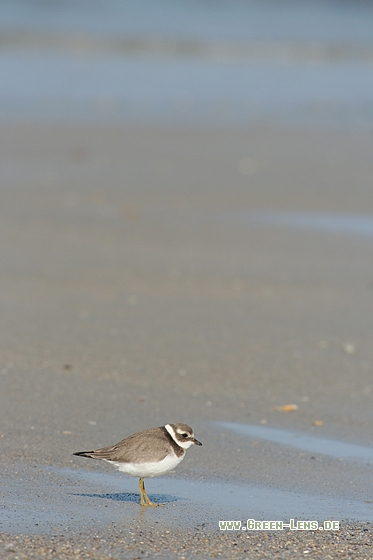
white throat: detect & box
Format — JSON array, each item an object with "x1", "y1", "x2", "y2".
[{"x1": 165, "y1": 423, "x2": 193, "y2": 449}]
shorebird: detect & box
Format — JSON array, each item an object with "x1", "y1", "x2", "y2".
[{"x1": 74, "y1": 423, "x2": 202, "y2": 506}]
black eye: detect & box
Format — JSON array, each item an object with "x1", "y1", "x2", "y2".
[{"x1": 182, "y1": 433, "x2": 188, "y2": 438}]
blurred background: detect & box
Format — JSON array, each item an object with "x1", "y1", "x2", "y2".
[
  {"x1": 2, "y1": 1, "x2": 373, "y2": 522},
  {"x1": 1, "y1": 0, "x2": 373, "y2": 127}
]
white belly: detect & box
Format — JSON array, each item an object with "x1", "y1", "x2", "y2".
[{"x1": 106, "y1": 451, "x2": 184, "y2": 478}]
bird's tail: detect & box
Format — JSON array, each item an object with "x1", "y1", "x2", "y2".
[{"x1": 73, "y1": 450, "x2": 97, "y2": 459}]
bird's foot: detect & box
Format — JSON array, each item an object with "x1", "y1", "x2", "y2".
[{"x1": 141, "y1": 496, "x2": 163, "y2": 507}]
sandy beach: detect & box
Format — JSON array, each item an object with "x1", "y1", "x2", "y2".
[{"x1": 1, "y1": 121, "x2": 373, "y2": 557}]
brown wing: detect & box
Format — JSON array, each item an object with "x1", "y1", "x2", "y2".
[{"x1": 74, "y1": 427, "x2": 171, "y2": 464}]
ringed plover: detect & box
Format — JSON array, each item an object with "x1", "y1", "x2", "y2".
[{"x1": 74, "y1": 423, "x2": 202, "y2": 506}]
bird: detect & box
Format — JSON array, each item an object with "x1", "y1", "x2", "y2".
[{"x1": 73, "y1": 423, "x2": 202, "y2": 506}]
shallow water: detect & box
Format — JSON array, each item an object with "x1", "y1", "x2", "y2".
[
  {"x1": 74, "y1": 469, "x2": 373, "y2": 521},
  {"x1": 2, "y1": 463, "x2": 373, "y2": 535},
  {"x1": 216, "y1": 422, "x2": 373, "y2": 464},
  {"x1": 168, "y1": 207, "x2": 373, "y2": 237},
  {"x1": 141, "y1": 206, "x2": 373, "y2": 240},
  {"x1": 232, "y1": 212, "x2": 373, "y2": 237},
  {"x1": 2, "y1": 52, "x2": 373, "y2": 127},
  {"x1": 1, "y1": 1, "x2": 373, "y2": 127},
  {"x1": 2, "y1": 0, "x2": 373, "y2": 44}
]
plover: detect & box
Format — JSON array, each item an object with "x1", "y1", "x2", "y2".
[{"x1": 73, "y1": 423, "x2": 202, "y2": 507}]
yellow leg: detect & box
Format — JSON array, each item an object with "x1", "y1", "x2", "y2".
[
  {"x1": 138, "y1": 478, "x2": 147, "y2": 506},
  {"x1": 138, "y1": 478, "x2": 163, "y2": 507}
]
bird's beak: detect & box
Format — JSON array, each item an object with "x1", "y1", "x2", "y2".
[{"x1": 193, "y1": 438, "x2": 202, "y2": 446}]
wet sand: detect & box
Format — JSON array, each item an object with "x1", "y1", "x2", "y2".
[
  {"x1": 1, "y1": 122, "x2": 373, "y2": 558},
  {"x1": 1, "y1": 521, "x2": 373, "y2": 560}
]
